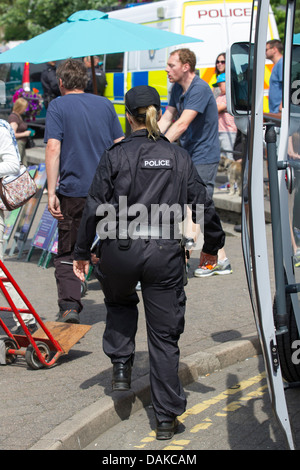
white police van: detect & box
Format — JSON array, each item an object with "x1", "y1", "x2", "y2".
[
  {"x1": 102, "y1": 0, "x2": 278, "y2": 130},
  {"x1": 226, "y1": 0, "x2": 300, "y2": 450}
]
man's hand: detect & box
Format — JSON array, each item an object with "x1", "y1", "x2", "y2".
[
  {"x1": 73, "y1": 260, "x2": 90, "y2": 282},
  {"x1": 48, "y1": 194, "x2": 64, "y2": 220},
  {"x1": 199, "y1": 251, "x2": 218, "y2": 270}
]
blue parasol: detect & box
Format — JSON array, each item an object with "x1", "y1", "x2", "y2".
[{"x1": 0, "y1": 10, "x2": 202, "y2": 64}]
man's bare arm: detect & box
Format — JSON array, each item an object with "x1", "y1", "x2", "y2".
[
  {"x1": 158, "y1": 106, "x2": 177, "y2": 134},
  {"x1": 164, "y1": 109, "x2": 198, "y2": 143},
  {"x1": 114, "y1": 136, "x2": 125, "y2": 144},
  {"x1": 45, "y1": 138, "x2": 63, "y2": 220}
]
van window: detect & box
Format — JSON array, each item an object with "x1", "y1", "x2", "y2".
[
  {"x1": 230, "y1": 42, "x2": 253, "y2": 113},
  {"x1": 9, "y1": 63, "x2": 23, "y2": 81},
  {"x1": 30, "y1": 63, "x2": 45, "y2": 82},
  {"x1": 0, "y1": 64, "x2": 10, "y2": 82},
  {"x1": 105, "y1": 53, "x2": 124, "y2": 72}
]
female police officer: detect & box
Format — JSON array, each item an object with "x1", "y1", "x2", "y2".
[{"x1": 73, "y1": 85, "x2": 225, "y2": 440}]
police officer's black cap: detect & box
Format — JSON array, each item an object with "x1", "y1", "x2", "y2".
[{"x1": 125, "y1": 85, "x2": 161, "y2": 116}]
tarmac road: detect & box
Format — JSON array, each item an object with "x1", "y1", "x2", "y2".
[{"x1": 85, "y1": 355, "x2": 300, "y2": 451}]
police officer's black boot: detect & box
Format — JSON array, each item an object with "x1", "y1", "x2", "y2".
[
  {"x1": 112, "y1": 357, "x2": 133, "y2": 391},
  {"x1": 156, "y1": 418, "x2": 178, "y2": 440}
]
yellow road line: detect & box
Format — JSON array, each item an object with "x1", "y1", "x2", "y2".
[
  {"x1": 134, "y1": 372, "x2": 267, "y2": 449},
  {"x1": 178, "y1": 372, "x2": 266, "y2": 423}
]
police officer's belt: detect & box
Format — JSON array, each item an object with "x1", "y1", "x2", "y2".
[{"x1": 118, "y1": 225, "x2": 178, "y2": 239}]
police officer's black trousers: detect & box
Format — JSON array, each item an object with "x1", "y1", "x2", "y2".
[{"x1": 96, "y1": 237, "x2": 187, "y2": 422}]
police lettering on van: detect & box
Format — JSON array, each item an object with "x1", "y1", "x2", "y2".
[{"x1": 197, "y1": 7, "x2": 252, "y2": 18}]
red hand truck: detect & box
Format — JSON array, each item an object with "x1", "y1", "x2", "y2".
[{"x1": 0, "y1": 260, "x2": 91, "y2": 369}]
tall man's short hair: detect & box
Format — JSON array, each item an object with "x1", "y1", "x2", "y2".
[{"x1": 56, "y1": 59, "x2": 88, "y2": 91}]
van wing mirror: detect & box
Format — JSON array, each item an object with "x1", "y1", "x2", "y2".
[{"x1": 226, "y1": 42, "x2": 254, "y2": 117}]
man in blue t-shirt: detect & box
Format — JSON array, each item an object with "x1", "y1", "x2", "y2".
[
  {"x1": 159, "y1": 48, "x2": 232, "y2": 278},
  {"x1": 45, "y1": 59, "x2": 124, "y2": 323},
  {"x1": 266, "y1": 39, "x2": 283, "y2": 114}
]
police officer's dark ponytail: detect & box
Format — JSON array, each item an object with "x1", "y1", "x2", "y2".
[{"x1": 135, "y1": 105, "x2": 160, "y2": 141}]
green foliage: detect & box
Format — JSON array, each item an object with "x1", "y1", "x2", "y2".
[
  {"x1": 270, "y1": 0, "x2": 286, "y2": 43},
  {"x1": 0, "y1": 0, "x2": 163, "y2": 41},
  {"x1": 0, "y1": 0, "x2": 121, "y2": 41}
]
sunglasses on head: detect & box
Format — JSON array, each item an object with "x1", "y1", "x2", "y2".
[{"x1": 217, "y1": 60, "x2": 225, "y2": 64}]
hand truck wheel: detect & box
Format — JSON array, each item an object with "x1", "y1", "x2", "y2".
[
  {"x1": 81, "y1": 280, "x2": 88, "y2": 296},
  {"x1": 3, "y1": 338, "x2": 18, "y2": 364},
  {"x1": 25, "y1": 341, "x2": 51, "y2": 369}
]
